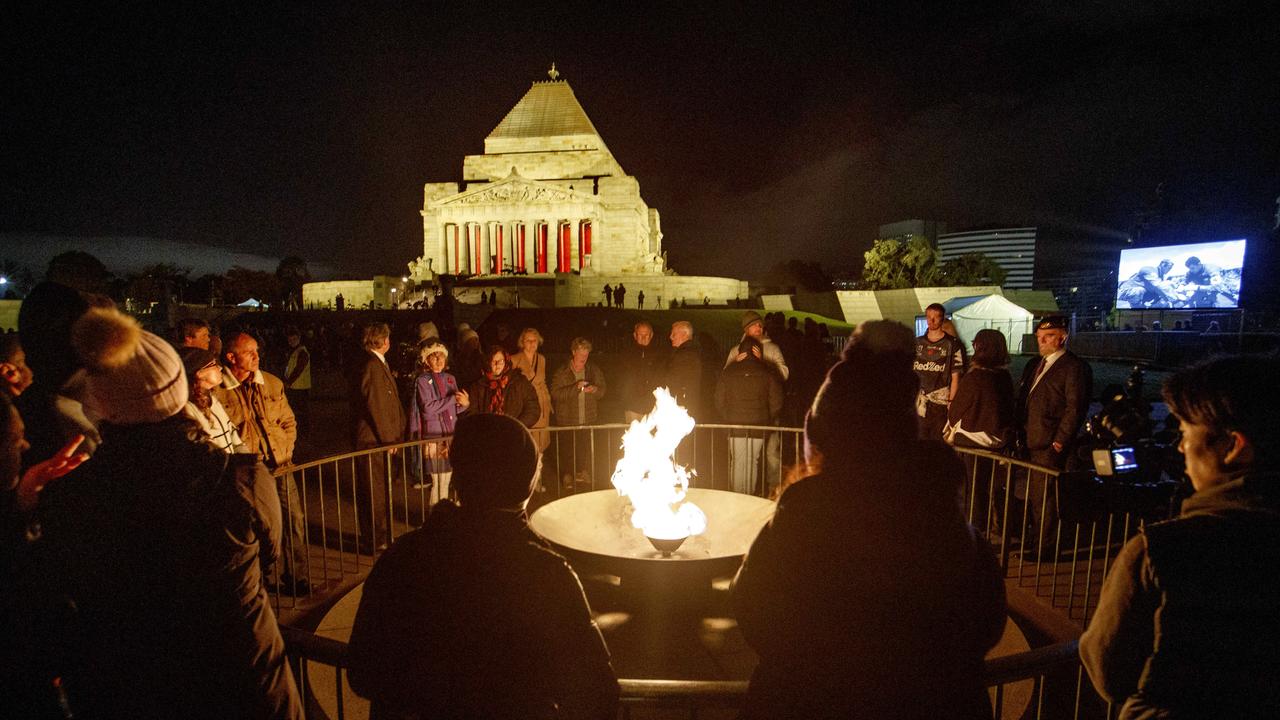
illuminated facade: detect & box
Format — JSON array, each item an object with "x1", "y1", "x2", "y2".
[{"x1": 410, "y1": 70, "x2": 665, "y2": 280}]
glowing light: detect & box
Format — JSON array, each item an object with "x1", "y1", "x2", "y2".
[{"x1": 610, "y1": 388, "x2": 706, "y2": 542}]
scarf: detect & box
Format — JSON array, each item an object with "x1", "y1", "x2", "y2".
[{"x1": 485, "y1": 368, "x2": 511, "y2": 414}]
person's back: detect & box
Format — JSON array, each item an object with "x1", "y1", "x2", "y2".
[
  {"x1": 734, "y1": 321, "x2": 1004, "y2": 719},
  {"x1": 734, "y1": 444, "x2": 1004, "y2": 719},
  {"x1": 347, "y1": 413, "x2": 618, "y2": 719}
]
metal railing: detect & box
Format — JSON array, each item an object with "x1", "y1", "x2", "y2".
[
  {"x1": 280, "y1": 625, "x2": 1081, "y2": 720},
  {"x1": 264, "y1": 427, "x2": 1175, "y2": 718},
  {"x1": 266, "y1": 424, "x2": 805, "y2": 610}
]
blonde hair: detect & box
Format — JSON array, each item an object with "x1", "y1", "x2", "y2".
[{"x1": 519, "y1": 328, "x2": 543, "y2": 347}]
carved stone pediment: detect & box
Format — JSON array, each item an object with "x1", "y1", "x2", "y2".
[{"x1": 440, "y1": 175, "x2": 582, "y2": 207}]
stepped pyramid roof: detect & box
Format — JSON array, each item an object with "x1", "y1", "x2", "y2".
[{"x1": 486, "y1": 78, "x2": 603, "y2": 145}]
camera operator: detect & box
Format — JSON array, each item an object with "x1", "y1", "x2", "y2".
[{"x1": 1080, "y1": 354, "x2": 1280, "y2": 717}]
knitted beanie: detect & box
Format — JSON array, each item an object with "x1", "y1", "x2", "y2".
[
  {"x1": 740, "y1": 310, "x2": 763, "y2": 330},
  {"x1": 72, "y1": 308, "x2": 188, "y2": 425},
  {"x1": 804, "y1": 320, "x2": 918, "y2": 462}
]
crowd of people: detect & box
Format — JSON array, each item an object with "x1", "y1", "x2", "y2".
[{"x1": 3, "y1": 278, "x2": 1277, "y2": 718}]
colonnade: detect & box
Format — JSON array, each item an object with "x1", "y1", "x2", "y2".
[{"x1": 440, "y1": 219, "x2": 593, "y2": 275}]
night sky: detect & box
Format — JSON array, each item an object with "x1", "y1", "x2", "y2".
[{"x1": 3, "y1": 3, "x2": 1277, "y2": 284}]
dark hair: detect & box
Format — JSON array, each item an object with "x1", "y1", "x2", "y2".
[
  {"x1": 486, "y1": 345, "x2": 509, "y2": 368},
  {"x1": 450, "y1": 414, "x2": 538, "y2": 508},
  {"x1": 970, "y1": 329, "x2": 1010, "y2": 369},
  {"x1": 925, "y1": 303, "x2": 946, "y2": 316},
  {"x1": 1162, "y1": 354, "x2": 1279, "y2": 461},
  {"x1": 0, "y1": 335, "x2": 21, "y2": 364},
  {"x1": 177, "y1": 317, "x2": 209, "y2": 341},
  {"x1": 362, "y1": 322, "x2": 391, "y2": 350},
  {"x1": 1185, "y1": 256, "x2": 1201, "y2": 266}
]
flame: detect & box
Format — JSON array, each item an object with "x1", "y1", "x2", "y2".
[{"x1": 610, "y1": 388, "x2": 707, "y2": 541}]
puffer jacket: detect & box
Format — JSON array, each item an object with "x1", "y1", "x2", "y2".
[{"x1": 715, "y1": 356, "x2": 783, "y2": 428}]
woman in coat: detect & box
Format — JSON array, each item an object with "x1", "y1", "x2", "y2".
[
  {"x1": 408, "y1": 339, "x2": 470, "y2": 506},
  {"x1": 468, "y1": 346, "x2": 541, "y2": 429},
  {"x1": 509, "y1": 327, "x2": 552, "y2": 452},
  {"x1": 945, "y1": 328, "x2": 1015, "y2": 451}
]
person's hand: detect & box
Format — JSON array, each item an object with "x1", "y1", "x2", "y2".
[
  {"x1": 389, "y1": 447, "x2": 399, "y2": 457},
  {"x1": 1051, "y1": 441, "x2": 1063, "y2": 453},
  {"x1": 734, "y1": 352, "x2": 749, "y2": 362},
  {"x1": 584, "y1": 383, "x2": 598, "y2": 394},
  {"x1": 455, "y1": 389, "x2": 470, "y2": 409},
  {"x1": 17, "y1": 435, "x2": 88, "y2": 512},
  {"x1": 576, "y1": 380, "x2": 589, "y2": 390}
]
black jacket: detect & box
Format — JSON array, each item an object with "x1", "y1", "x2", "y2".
[
  {"x1": 350, "y1": 350, "x2": 405, "y2": 448},
  {"x1": 468, "y1": 370, "x2": 542, "y2": 429},
  {"x1": 348, "y1": 502, "x2": 619, "y2": 719},
  {"x1": 1015, "y1": 350, "x2": 1091, "y2": 464},
  {"x1": 39, "y1": 417, "x2": 302, "y2": 719},
  {"x1": 666, "y1": 342, "x2": 703, "y2": 419},
  {"x1": 715, "y1": 357, "x2": 783, "y2": 428},
  {"x1": 734, "y1": 441, "x2": 1006, "y2": 719}
]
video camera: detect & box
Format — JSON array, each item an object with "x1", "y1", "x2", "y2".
[{"x1": 1084, "y1": 365, "x2": 1184, "y2": 485}]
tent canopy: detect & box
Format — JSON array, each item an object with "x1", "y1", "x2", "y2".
[{"x1": 917, "y1": 294, "x2": 1034, "y2": 353}]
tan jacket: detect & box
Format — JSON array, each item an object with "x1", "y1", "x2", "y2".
[{"x1": 215, "y1": 368, "x2": 297, "y2": 468}]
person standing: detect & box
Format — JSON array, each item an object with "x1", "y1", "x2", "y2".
[
  {"x1": 914, "y1": 303, "x2": 965, "y2": 441},
  {"x1": 179, "y1": 347, "x2": 245, "y2": 453},
  {"x1": 550, "y1": 338, "x2": 607, "y2": 489},
  {"x1": 469, "y1": 346, "x2": 541, "y2": 429},
  {"x1": 348, "y1": 323, "x2": 405, "y2": 553},
  {"x1": 1013, "y1": 315, "x2": 1092, "y2": 549},
  {"x1": 945, "y1": 329, "x2": 1015, "y2": 451},
  {"x1": 637, "y1": 290, "x2": 645, "y2": 309},
  {"x1": 1079, "y1": 355, "x2": 1280, "y2": 718},
  {"x1": 614, "y1": 283, "x2": 627, "y2": 309},
  {"x1": 602, "y1": 283, "x2": 613, "y2": 308},
  {"x1": 42, "y1": 308, "x2": 303, "y2": 718},
  {"x1": 725, "y1": 311, "x2": 788, "y2": 488},
  {"x1": 715, "y1": 337, "x2": 783, "y2": 496},
  {"x1": 510, "y1": 328, "x2": 552, "y2": 452},
  {"x1": 667, "y1": 321, "x2": 703, "y2": 419},
  {"x1": 216, "y1": 331, "x2": 309, "y2": 594},
  {"x1": 407, "y1": 340, "x2": 468, "y2": 507},
  {"x1": 282, "y1": 326, "x2": 311, "y2": 436},
  {"x1": 621, "y1": 321, "x2": 665, "y2": 423}
]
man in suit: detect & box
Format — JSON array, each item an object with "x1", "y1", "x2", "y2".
[
  {"x1": 350, "y1": 322, "x2": 406, "y2": 553},
  {"x1": 1014, "y1": 315, "x2": 1092, "y2": 548}
]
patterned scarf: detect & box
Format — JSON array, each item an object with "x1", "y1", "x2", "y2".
[{"x1": 485, "y1": 366, "x2": 512, "y2": 414}]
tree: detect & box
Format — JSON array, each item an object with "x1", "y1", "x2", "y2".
[
  {"x1": 275, "y1": 256, "x2": 310, "y2": 311},
  {"x1": 221, "y1": 266, "x2": 280, "y2": 306},
  {"x1": 861, "y1": 236, "x2": 940, "y2": 289},
  {"x1": 125, "y1": 263, "x2": 191, "y2": 306},
  {"x1": 937, "y1": 252, "x2": 1007, "y2": 286}
]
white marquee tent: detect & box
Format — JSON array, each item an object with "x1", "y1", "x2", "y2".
[{"x1": 916, "y1": 294, "x2": 1035, "y2": 353}]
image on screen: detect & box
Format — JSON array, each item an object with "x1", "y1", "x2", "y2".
[{"x1": 1115, "y1": 239, "x2": 1246, "y2": 309}]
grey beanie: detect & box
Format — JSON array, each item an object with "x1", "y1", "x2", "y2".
[{"x1": 72, "y1": 308, "x2": 189, "y2": 425}]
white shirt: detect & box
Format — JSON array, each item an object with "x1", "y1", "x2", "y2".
[{"x1": 1030, "y1": 349, "x2": 1065, "y2": 394}]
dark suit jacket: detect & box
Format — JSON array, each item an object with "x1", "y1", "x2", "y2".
[
  {"x1": 1016, "y1": 350, "x2": 1092, "y2": 461},
  {"x1": 351, "y1": 350, "x2": 405, "y2": 448}
]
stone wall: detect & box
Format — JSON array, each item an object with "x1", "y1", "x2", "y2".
[
  {"x1": 302, "y1": 277, "x2": 399, "y2": 310},
  {"x1": 0, "y1": 299, "x2": 20, "y2": 331},
  {"x1": 554, "y1": 274, "x2": 748, "y2": 309}
]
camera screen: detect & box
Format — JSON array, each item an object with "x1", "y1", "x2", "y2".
[{"x1": 1111, "y1": 447, "x2": 1139, "y2": 472}]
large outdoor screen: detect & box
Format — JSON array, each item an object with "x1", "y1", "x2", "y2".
[{"x1": 1115, "y1": 239, "x2": 1246, "y2": 309}]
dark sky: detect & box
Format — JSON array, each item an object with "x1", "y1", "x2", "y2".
[{"x1": 3, "y1": 2, "x2": 1277, "y2": 282}]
